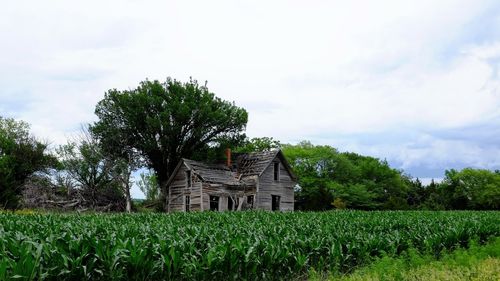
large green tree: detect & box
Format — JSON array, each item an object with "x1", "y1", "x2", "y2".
[
  {"x1": 282, "y1": 141, "x2": 360, "y2": 210},
  {"x1": 438, "y1": 168, "x2": 500, "y2": 210},
  {"x1": 92, "y1": 78, "x2": 248, "y2": 208},
  {"x1": 0, "y1": 117, "x2": 55, "y2": 209},
  {"x1": 282, "y1": 141, "x2": 411, "y2": 210}
]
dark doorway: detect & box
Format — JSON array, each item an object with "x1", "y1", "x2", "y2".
[
  {"x1": 227, "y1": 197, "x2": 233, "y2": 211},
  {"x1": 247, "y1": 195, "x2": 254, "y2": 209},
  {"x1": 272, "y1": 195, "x2": 280, "y2": 211},
  {"x1": 210, "y1": 196, "x2": 219, "y2": 211}
]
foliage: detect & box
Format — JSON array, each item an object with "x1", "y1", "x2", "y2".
[
  {"x1": 234, "y1": 137, "x2": 281, "y2": 153},
  {"x1": 56, "y1": 129, "x2": 124, "y2": 210},
  {"x1": 282, "y1": 141, "x2": 410, "y2": 210},
  {"x1": 284, "y1": 141, "x2": 499, "y2": 211},
  {"x1": 90, "y1": 108, "x2": 143, "y2": 213},
  {"x1": 335, "y1": 183, "x2": 379, "y2": 210},
  {"x1": 137, "y1": 171, "x2": 160, "y2": 202},
  {"x1": 92, "y1": 78, "x2": 248, "y2": 199},
  {"x1": 406, "y1": 169, "x2": 500, "y2": 210},
  {"x1": 0, "y1": 117, "x2": 56, "y2": 209},
  {"x1": 325, "y1": 237, "x2": 500, "y2": 281},
  {"x1": 440, "y1": 168, "x2": 500, "y2": 210},
  {"x1": 0, "y1": 211, "x2": 498, "y2": 280},
  {"x1": 332, "y1": 198, "x2": 346, "y2": 209},
  {"x1": 282, "y1": 141, "x2": 342, "y2": 210}
]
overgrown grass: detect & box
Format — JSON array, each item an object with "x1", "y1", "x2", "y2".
[{"x1": 311, "y1": 237, "x2": 500, "y2": 281}]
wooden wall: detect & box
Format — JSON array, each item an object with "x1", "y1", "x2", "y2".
[
  {"x1": 255, "y1": 158, "x2": 295, "y2": 211},
  {"x1": 201, "y1": 183, "x2": 256, "y2": 211},
  {"x1": 168, "y1": 164, "x2": 202, "y2": 212},
  {"x1": 167, "y1": 157, "x2": 294, "y2": 212}
]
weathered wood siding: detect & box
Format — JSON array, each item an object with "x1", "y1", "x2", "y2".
[
  {"x1": 168, "y1": 164, "x2": 202, "y2": 212},
  {"x1": 190, "y1": 181, "x2": 202, "y2": 211},
  {"x1": 202, "y1": 183, "x2": 221, "y2": 211},
  {"x1": 255, "y1": 158, "x2": 295, "y2": 211},
  {"x1": 201, "y1": 183, "x2": 256, "y2": 211},
  {"x1": 166, "y1": 153, "x2": 294, "y2": 212}
]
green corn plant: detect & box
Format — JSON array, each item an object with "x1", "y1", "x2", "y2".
[{"x1": 0, "y1": 211, "x2": 498, "y2": 280}]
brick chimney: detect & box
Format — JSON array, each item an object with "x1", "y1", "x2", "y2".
[{"x1": 225, "y1": 148, "x2": 231, "y2": 167}]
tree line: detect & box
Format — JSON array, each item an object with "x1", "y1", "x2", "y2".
[
  {"x1": 279, "y1": 141, "x2": 499, "y2": 210},
  {"x1": 1, "y1": 77, "x2": 498, "y2": 211}
]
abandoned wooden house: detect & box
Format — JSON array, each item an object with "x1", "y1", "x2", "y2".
[{"x1": 165, "y1": 149, "x2": 297, "y2": 212}]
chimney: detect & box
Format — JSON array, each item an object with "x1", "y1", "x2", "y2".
[{"x1": 225, "y1": 148, "x2": 231, "y2": 167}]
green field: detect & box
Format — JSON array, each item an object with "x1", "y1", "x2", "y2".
[
  {"x1": 0, "y1": 211, "x2": 499, "y2": 280},
  {"x1": 323, "y1": 237, "x2": 500, "y2": 281}
]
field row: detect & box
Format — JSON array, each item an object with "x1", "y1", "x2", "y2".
[{"x1": 0, "y1": 211, "x2": 499, "y2": 280}]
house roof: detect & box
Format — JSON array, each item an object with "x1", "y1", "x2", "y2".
[
  {"x1": 183, "y1": 159, "x2": 240, "y2": 185},
  {"x1": 237, "y1": 150, "x2": 280, "y2": 177},
  {"x1": 237, "y1": 150, "x2": 297, "y2": 180},
  {"x1": 165, "y1": 149, "x2": 296, "y2": 188}
]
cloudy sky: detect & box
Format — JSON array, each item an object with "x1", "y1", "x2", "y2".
[{"x1": 1, "y1": 1, "x2": 499, "y2": 198}]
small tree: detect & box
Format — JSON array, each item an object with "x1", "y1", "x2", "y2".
[
  {"x1": 110, "y1": 156, "x2": 138, "y2": 212},
  {"x1": 90, "y1": 124, "x2": 141, "y2": 213},
  {"x1": 137, "y1": 171, "x2": 160, "y2": 202},
  {"x1": 56, "y1": 128, "x2": 124, "y2": 211}
]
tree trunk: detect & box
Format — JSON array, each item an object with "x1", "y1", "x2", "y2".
[
  {"x1": 124, "y1": 183, "x2": 132, "y2": 213},
  {"x1": 159, "y1": 179, "x2": 169, "y2": 212}
]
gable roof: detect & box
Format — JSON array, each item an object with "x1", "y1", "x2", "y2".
[
  {"x1": 165, "y1": 149, "x2": 297, "y2": 188},
  {"x1": 237, "y1": 150, "x2": 278, "y2": 177},
  {"x1": 237, "y1": 150, "x2": 297, "y2": 180}
]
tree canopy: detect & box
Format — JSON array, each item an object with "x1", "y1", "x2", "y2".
[
  {"x1": 234, "y1": 137, "x2": 281, "y2": 153},
  {"x1": 91, "y1": 78, "x2": 248, "y2": 207},
  {"x1": 282, "y1": 141, "x2": 500, "y2": 211},
  {"x1": 282, "y1": 141, "x2": 411, "y2": 210},
  {"x1": 440, "y1": 168, "x2": 500, "y2": 210},
  {"x1": 56, "y1": 128, "x2": 125, "y2": 211},
  {"x1": 0, "y1": 117, "x2": 56, "y2": 209}
]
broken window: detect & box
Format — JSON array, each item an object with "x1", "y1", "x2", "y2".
[
  {"x1": 227, "y1": 197, "x2": 233, "y2": 211},
  {"x1": 273, "y1": 162, "x2": 280, "y2": 181},
  {"x1": 186, "y1": 170, "x2": 192, "y2": 187},
  {"x1": 271, "y1": 195, "x2": 280, "y2": 211},
  {"x1": 247, "y1": 195, "x2": 254, "y2": 208},
  {"x1": 209, "y1": 196, "x2": 219, "y2": 211},
  {"x1": 185, "y1": 195, "x2": 190, "y2": 212}
]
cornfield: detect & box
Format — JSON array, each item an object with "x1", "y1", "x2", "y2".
[{"x1": 0, "y1": 211, "x2": 499, "y2": 280}]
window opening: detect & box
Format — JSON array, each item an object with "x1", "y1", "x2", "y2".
[
  {"x1": 247, "y1": 195, "x2": 254, "y2": 208},
  {"x1": 186, "y1": 170, "x2": 192, "y2": 187},
  {"x1": 185, "y1": 195, "x2": 190, "y2": 212},
  {"x1": 273, "y1": 162, "x2": 280, "y2": 181},
  {"x1": 209, "y1": 196, "x2": 219, "y2": 211},
  {"x1": 271, "y1": 195, "x2": 280, "y2": 211}
]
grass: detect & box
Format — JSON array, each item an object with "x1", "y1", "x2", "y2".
[{"x1": 311, "y1": 237, "x2": 500, "y2": 281}]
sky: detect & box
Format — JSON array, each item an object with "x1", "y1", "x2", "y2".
[{"x1": 1, "y1": 0, "x2": 499, "y2": 198}]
